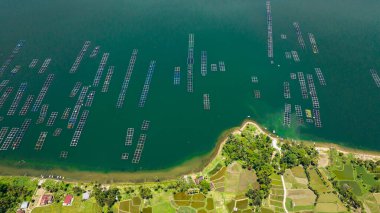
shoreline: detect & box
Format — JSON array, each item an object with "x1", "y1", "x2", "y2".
[{"x1": 1, "y1": 119, "x2": 379, "y2": 183}]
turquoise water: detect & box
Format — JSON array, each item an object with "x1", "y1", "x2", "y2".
[{"x1": 0, "y1": 0, "x2": 379, "y2": 172}]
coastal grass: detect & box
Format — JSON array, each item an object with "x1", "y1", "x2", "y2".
[
  {"x1": 151, "y1": 201, "x2": 176, "y2": 213},
  {"x1": 316, "y1": 193, "x2": 346, "y2": 212},
  {"x1": 290, "y1": 166, "x2": 307, "y2": 179},
  {"x1": 333, "y1": 164, "x2": 355, "y2": 180},
  {"x1": 356, "y1": 166, "x2": 377, "y2": 186}
]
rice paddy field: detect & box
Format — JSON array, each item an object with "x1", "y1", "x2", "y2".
[{"x1": 0, "y1": 0, "x2": 380, "y2": 175}]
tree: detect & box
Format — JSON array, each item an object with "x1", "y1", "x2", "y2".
[
  {"x1": 139, "y1": 187, "x2": 153, "y2": 199},
  {"x1": 199, "y1": 180, "x2": 211, "y2": 193}
]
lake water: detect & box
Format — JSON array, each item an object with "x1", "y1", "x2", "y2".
[{"x1": 0, "y1": 0, "x2": 379, "y2": 172}]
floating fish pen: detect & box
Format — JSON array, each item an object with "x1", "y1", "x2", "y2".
[
  {"x1": 306, "y1": 74, "x2": 320, "y2": 109},
  {"x1": 85, "y1": 91, "x2": 96, "y2": 107},
  {"x1": 12, "y1": 118, "x2": 31, "y2": 149},
  {"x1": 125, "y1": 128, "x2": 134, "y2": 146},
  {"x1": 313, "y1": 109, "x2": 322, "y2": 128},
  {"x1": 219, "y1": 61, "x2": 226, "y2": 72},
  {"x1": 38, "y1": 58, "x2": 52, "y2": 74},
  {"x1": 59, "y1": 151, "x2": 68, "y2": 159},
  {"x1": 187, "y1": 34, "x2": 194, "y2": 92},
  {"x1": 211, "y1": 64, "x2": 217, "y2": 72},
  {"x1": 46, "y1": 112, "x2": 58, "y2": 126},
  {"x1": 69, "y1": 82, "x2": 82, "y2": 97},
  {"x1": 76, "y1": 86, "x2": 89, "y2": 106},
  {"x1": 11, "y1": 65, "x2": 21, "y2": 74},
  {"x1": 0, "y1": 40, "x2": 25, "y2": 75},
  {"x1": 297, "y1": 72, "x2": 308, "y2": 99},
  {"x1": 34, "y1": 131, "x2": 48, "y2": 151},
  {"x1": 314, "y1": 68, "x2": 326, "y2": 86},
  {"x1": 141, "y1": 120, "x2": 151, "y2": 131},
  {"x1": 281, "y1": 34, "x2": 287, "y2": 39},
  {"x1": 283, "y1": 82, "x2": 291, "y2": 99},
  {"x1": 173, "y1": 67, "x2": 180, "y2": 85},
  {"x1": 266, "y1": 1, "x2": 273, "y2": 58},
  {"x1": 283, "y1": 103, "x2": 291, "y2": 127},
  {"x1": 67, "y1": 104, "x2": 81, "y2": 129},
  {"x1": 70, "y1": 110, "x2": 89, "y2": 147},
  {"x1": 32, "y1": 74, "x2": 54, "y2": 112},
  {"x1": 187, "y1": 65, "x2": 194, "y2": 93},
  {"x1": 308, "y1": 33, "x2": 319, "y2": 54},
  {"x1": 101, "y1": 66, "x2": 114, "y2": 93},
  {"x1": 251, "y1": 76, "x2": 259, "y2": 83},
  {"x1": 116, "y1": 49, "x2": 138, "y2": 108},
  {"x1": 53, "y1": 128, "x2": 62, "y2": 137},
  {"x1": 36, "y1": 104, "x2": 49, "y2": 124},
  {"x1": 291, "y1": 51, "x2": 300, "y2": 62},
  {"x1": 306, "y1": 118, "x2": 313, "y2": 123},
  {"x1": 61, "y1": 107, "x2": 71, "y2": 119},
  {"x1": 201, "y1": 51, "x2": 207, "y2": 76},
  {"x1": 0, "y1": 128, "x2": 9, "y2": 145},
  {"x1": 69, "y1": 41, "x2": 91, "y2": 73},
  {"x1": 0, "y1": 128, "x2": 19, "y2": 151},
  {"x1": 0, "y1": 80, "x2": 10, "y2": 93},
  {"x1": 0, "y1": 87, "x2": 14, "y2": 109},
  {"x1": 285, "y1": 52, "x2": 292, "y2": 59},
  {"x1": 203, "y1": 94, "x2": 210, "y2": 110},
  {"x1": 132, "y1": 134, "x2": 147, "y2": 164},
  {"x1": 293, "y1": 22, "x2": 306, "y2": 49},
  {"x1": 295, "y1": 105, "x2": 304, "y2": 124},
  {"x1": 93, "y1": 53, "x2": 110, "y2": 87},
  {"x1": 254, "y1": 90, "x2": 261, "y2": 99},
  {"x1": 7, "y1": 82, "x2": 27, "y2": 116},
  {"x1": 89, "y1": 46, "x2": 100, "y2": 58},
  {"x1": 29, "y1": 59, "x2": 39, "y2": 68},
  {"x1": 370, "y1": 69, "x2": 380, "y2": 87},
  {"x1": 121, "y1": 153, "x2": 129, "y2": 160},
  {"x1": 290, "y1": 73, "x2": 296, "y2": 80},
  {"x1": 138, "y1": 61, "x2": 156, "y2": 108},
  {"x1": 19, "y1": 95, "x2": 34, "y2": 116}
]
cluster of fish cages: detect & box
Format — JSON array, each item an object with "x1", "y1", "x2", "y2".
[
  {"x1": 314, "y1": 68, "x2": 326, "y2": 86},
  {"x1": 138, "y1": 61, "x2": 156, "y2": 108},
  {"x1": 38, "y1": 58, "x2": 52, "y2": 74},
  {"x1": 283, "y1": 82, "x2": 291, "y2": 99},
  {"x1": 370, "y1": 69, "x2": 380, "y2": 87},
  {"x1": 132, "y1": 134, "x2": 147, "y2": 164},
  {"x1": 297, "y1": 72, "x2": 308, "y2": 99},
  {"x1": 266, "y1": 1, "x2": 273, "y2": 58},
  {"x1": 173, "y1": 67, "x2": 181, "y2": 85},
  {"x1": 293, "y1": 22, "x2": 306, "y2": 49},
  {"x1": 291, "y1": 51, "x2": 300, "y2": 62},
  {"x1": 32, "y1": 74, "x2": 55, "y2": 112},
  {"x1": 69, "y1": 82, "x2": 82, "y2": 97},
  {"x1": 101, "y1": 66, "x2": 114, "y2": 93},
  {"x1": 7, "y1": 83, "x2": 27, "y2": 116},
  {"x1": 92, "y1": 53, "x2": 109, "y2": 87},
  {"x1": 0, "y1": 40, "x2": 25, "y2": 75},
  {"x1": 69, "y1": 41, "x2": 91, "y2": 73},
  {"x1": 46, "y1": 112, "x2": 58, "y2": 127},
  {"x1": 187, "y1": 34, "x2": 194, "y2": 92},
  {"x1": 201, "y1": 51, "x2": 207, "y2": 76},
  {"x1": 306, "y1": 74, "x2": 320, "y2": 109},
  {"x1": 203, "y1": 94, "x2": 210, "y2": 110},
  {"x1": 125, "y1": 128, "x2": 134, "y2": 146},
  {"x1": 308, "y1": 33, "x2": 319, "y2": 54},
  {"x1": 116, "y1": 49, "x2": 138, "y2": 108},
  {"x1": 70, "y1": 110, "x2": 89, "y2": 147},
  {"x1": 89, "y1": 46, "x2": 100, "y2": 58},
  {"x1": 283, "y1": 103, "x2": 291, "y2": 127}
]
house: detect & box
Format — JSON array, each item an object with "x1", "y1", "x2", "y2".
[
  {"x1": 82, "y1": 191, "x2": 90, "y2": 200},
  {"x1": 16, "y1": 209, "x2": 25, "y2": 213},
  {"x1": 20, "y1": 201, "x2": 29, "y2": 209},
  {"x1": 63, "y1": 195, "x2": 74, "y2": 206},
  {"x1": 40, "y1": 194, "x2": 53, "y2": 206},
  {"x1": 194, "y1": 176, "x2": 204, "y2": 185}
]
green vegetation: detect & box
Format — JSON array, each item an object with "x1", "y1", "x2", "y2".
[{"x1": 0, "y1": 177, "x2": 37, "y2": 213}]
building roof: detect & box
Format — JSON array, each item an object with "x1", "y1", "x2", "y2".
[
  {"x1": 63, "y1": 195, "x2": 74, "y2": 205},
  {"x1": 82, "y1": 191, "x2": 90, "y2": 200},
  {"x1": 40, "y1": 194, "x2": 53, "y2": 205},
  {"x1": 20, "y1": 201, "x2": 29, "y2": 209}
]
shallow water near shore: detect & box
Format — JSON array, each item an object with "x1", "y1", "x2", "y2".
[{"x1": 0, "y1": 0, "x2": 379, "y2": 173}]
